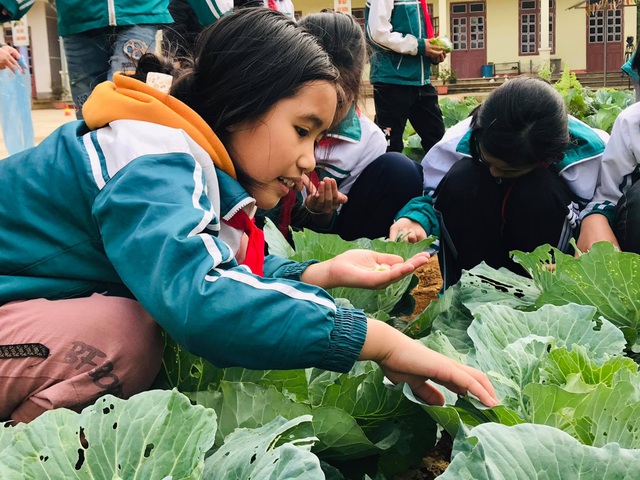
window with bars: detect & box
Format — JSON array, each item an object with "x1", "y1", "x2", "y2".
[
  {"x1": 519, "y1": 0, "x2": 555, "y2": 55},
  {"x1": 588, "y1": 9, "x2": 621, "y2": 43},
  {"x1": 470, "y1": 15, "x2": 484, "y2": 50},
  {"x1": 450, "y1": 3, "x2": 485, "y2": 51},
  {"x1": 452, "y1": 17, "x2": 467, "y2": 50}
]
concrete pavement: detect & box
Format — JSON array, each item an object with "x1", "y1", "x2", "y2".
[{"x1": 0, "y1": 108, "x2": 75, "y2": 158}]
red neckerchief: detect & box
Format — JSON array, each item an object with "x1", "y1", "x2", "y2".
[
  {"x1": 267, "y1": 0, "x2": 277, "y2": 9},
  {"x1": 223, "y1": 211, "x2": 265, "y2": 276},
  {"x1": 419, "y1": 0, "x2": 435, "y2": 39},
  {"x1": 277, "y1": 170, "x2": 319, "y2": 239}
]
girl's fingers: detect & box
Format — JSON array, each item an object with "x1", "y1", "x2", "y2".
[
  {"x1": 372, "y1": 252, "x2": 406, "y2": 265},
  {"x1": 460, "y1": 364, "x2": 498, "y2": 400},
  {"x1": 410, "y1": 381, "x2": 446, "y2": 406},
  {"x1": 402, "y1": 252, "x2": 430, "y2": 269},
  {"x1": 432, "y1": 363, "x2": 499, "y2": 407}
]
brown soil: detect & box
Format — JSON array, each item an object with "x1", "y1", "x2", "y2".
[
  {"x1": 410, "y1": 254, "x2": 443, "y2": 318},
  {"x1": 394, "y1": 432, "x2": 453, "y2": 480}
]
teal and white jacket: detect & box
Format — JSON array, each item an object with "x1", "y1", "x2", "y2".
[
  {"x1": 0, "y1": 0, "x2": 173, "y2": 36},
  {"x1": 187, "y1": 0, "x2": 232, "y2": 25},
  {"x1": 365, "y1": 0, "x2": 433, "y2": 85},
  {"x1": 396, "y1": 115, "x2": 610, "y2": 240},
  {"x1": 0, "y1": 74, "x2": 367, "y2": 373},
  {"x1": 584, "y1": 102, "x2": 640, "y2": 224},
  {"x1": 312, "y1": 106, "x2": 387, "y2": 204},
  {"x1": 621, "y1": 51, "x2": 639, "y2": 82},
  {"x1": 187, "y1": 0, "x2": 293, "y2": 26}
]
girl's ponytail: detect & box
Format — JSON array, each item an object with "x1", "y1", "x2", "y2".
[{"x1": 127, "y1": 52, "x2": 182, "y2": 84}]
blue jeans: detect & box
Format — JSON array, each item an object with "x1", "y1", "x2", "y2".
[{"x1": 63, "y1": 25, "x2": 158, "y2": 119}]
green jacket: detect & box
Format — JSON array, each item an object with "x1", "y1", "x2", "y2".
[
  {"x1": 0, "y1": 0, "x2": 173, "y2": 36},
  {"x1": 365, "y1": 0, "x2": 433, "y2": 86},
  {"x1": 187, "y1": 0, "x2": 232, "y2": 26}
]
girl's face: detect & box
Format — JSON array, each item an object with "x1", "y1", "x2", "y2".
[
  {"x1": 227, "y1": 81, "x2": 337, "y2": 209},
  {"x1": 478, "y1": 144, "x2": 539, "y2": 179}
]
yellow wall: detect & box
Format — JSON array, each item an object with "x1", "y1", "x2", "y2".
[
  {"x1": 623, "y1": 3, "x2": 638, "y2": 51},
  {"x1": 555, "y1": 3, "x2": 587, "y2": 71},
  {"x1": 484, "y1": 0, "x2": 594, "y2": 72},
  {"x1": 486, "y1": 0, "x2": 520, "y2": 64}
]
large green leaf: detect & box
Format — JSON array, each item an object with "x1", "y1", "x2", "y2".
[
  {"x1": 400, "y1": 334, "x2": 524, "y2": 439},
  {"x1": 156, "y1": 336, "x2": 310, "y2": 402},
  {"x1": 155, "y1": 333, "x2": 223, "y2": 391},
  {"x1": 525, "y1": 352, "x2": 640, "y2": 448},
  {"x1": 206, "y1": 380, "x2": 403, "y2": 460},
  {"x1": 401, "y1": 281, "x2": 466, "y2": 341},
  {"x1": 540, "y1": 345, "x2": 639, "y2": 387},
  {"x1": 203, "y1": 415, "x2": 324, "y2": 480},
  {"x1": 457, "y1": 262, "x2": 540, "y2": 311},
  {"x1": 420, "y1": 283, "x2": 475, "y2": 352},
  {"x1": 469, "y1": 303, "x2": 627, "y2": 362},
  {"x1": 212, "y1": 381, "x2": 308, "y2": 443},
  {"x1": 0, "y1": 390, "x2": 216, "y2": 479},
  {"x1": 512, "y1": 242, "x2": 640, "y2": 351},
  {"x1": 263, "y1": 217, "x2": 296, "y2": 258},
  {"x1": 439, "y1": 423, "x2": 640, "y2": 479},
  {"x1": 467, "y1": 303, "x2": 626, "y2": 412},
  {"x1": 526, "y1": 381, "x2": 640, "y2": 449},
  {"x1": 404, "y1": 303, "x2": 629, "y2": 438},
  {"x1": 204, "y1": 366, "x2": 436, "y2": 463}
]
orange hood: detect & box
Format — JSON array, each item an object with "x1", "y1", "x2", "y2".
[{"x1": 82, "y1": 73, "x2": 236, "y2": 178}]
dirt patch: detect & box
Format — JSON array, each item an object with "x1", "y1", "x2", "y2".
[
  {"x1": 394, "y1": 432, "x2": 453, "y2": 480},
  {"x1": 410, "y1": 254, "x2": 443, "y2": 317}
]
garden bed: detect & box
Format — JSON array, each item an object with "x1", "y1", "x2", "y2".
[{"x1": 396, "y1": 433, "x2": 452, "y2": 480}]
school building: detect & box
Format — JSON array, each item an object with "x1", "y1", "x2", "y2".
[
  {"x1": 8, "y1": 0, "x2": 640, "y2": 99},
  {"x1": 299, "y1": 0, "x2": 640, "y2": 79}
]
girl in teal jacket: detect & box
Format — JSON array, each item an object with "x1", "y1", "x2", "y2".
[{"x1": 0, "y1": 9, "x2": 497, "y2": 423}]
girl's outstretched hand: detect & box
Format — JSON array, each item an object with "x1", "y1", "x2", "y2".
[
  {"x1": 361, "y1": 320, "x2": 499, "y2": 407},
  {"x1": 301, "y1": 249, "x2": 430, "y2": 290}
]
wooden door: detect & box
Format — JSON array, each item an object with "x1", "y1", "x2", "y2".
[
  {"x1": 586, "y1": 6, "x2": 623, "y2": 73},
  {"x1": 450, "y1": 2, "x2": 487, "y2": 79}
]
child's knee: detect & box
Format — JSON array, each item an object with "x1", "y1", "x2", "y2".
[
  {"x1": 61, "y1": 295, "x2": 164, "y2": 400},
  {"x1": 2, "y1": 295, "x2": 164, "y2": 423}
]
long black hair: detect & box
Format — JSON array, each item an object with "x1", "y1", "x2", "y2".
[
  {"x1": 132, "y1": 8, "x2": 338, "y2": 139},
  {"x1": 299, "y1": 11, "x2": 366, "y2": 115},
  {"x1": 130, "y1": 8, "x2": 339, "y2": 189},
  {"x1": 470, "y1": 76, "x2": 570, "y2": 167}
]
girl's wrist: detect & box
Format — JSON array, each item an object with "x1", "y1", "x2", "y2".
[
  {"x1": 359, "y1": 319, "x2": 396, "y2": 362},
  {"x1": 300, "y1": 260, "x2": 332, "y2": 288},
  {"x1": 304, "y1": 204, "x2": 325, "y2": 215}
]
